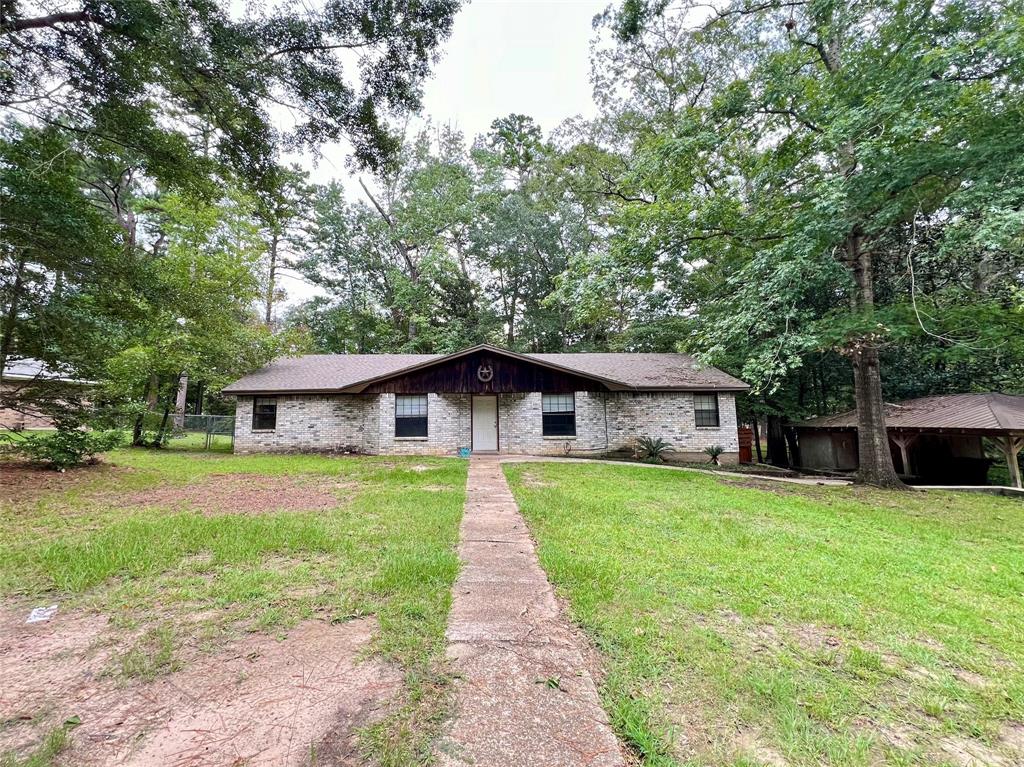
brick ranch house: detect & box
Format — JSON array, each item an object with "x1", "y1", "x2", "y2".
[
  {"x1": 0, "y1": 358, "x2": 92, "y2": 430},
  {"x1": 223, "y1": 344, "x2": 749, "y2": 462}
]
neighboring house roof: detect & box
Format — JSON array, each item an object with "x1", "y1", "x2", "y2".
[
  {"x1": 223, "y1": 344, "x2": 749, "y2": 395},
  {"x1": 1, "y1": 358, "x2": 91, "y2": 384},
  {"x1": 798, "y1": 393, "x2": 1024, "y2": 433}
]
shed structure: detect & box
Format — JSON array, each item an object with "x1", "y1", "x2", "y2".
[{"x1": 796, "y1": 393, "x2": 1024, "y2": 488}]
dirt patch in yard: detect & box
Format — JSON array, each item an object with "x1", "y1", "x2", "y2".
[
  {"x1": 0, "y1": 604, "x2": 401, "y2": 766},
  {"x1": 0, "y1": 461, "x2": 125, "y2": 504},
  {"x1": 873, "y1": 722, "x2": 1022, "y2": 767},
  {"x1": 108, "y1": 473, "x2": 350, "y2": 515}
]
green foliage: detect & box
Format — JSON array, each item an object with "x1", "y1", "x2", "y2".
[
  {"x1": 703, "y1": 444, "x2": 725, "y2": 465},
  {"x1": 577, "y1": 0, "x2": 1024, "y2": 459},
  {"x1": 2, "y1": 429, "x2": 124, "y2": 470},
  {"x1": 635, "y1": 436, "x2": 674, "y2": 463},
  {"x1": 0, "y1": 1, "x2": 460, "y2": 178},
  {"x1": 289, "y1": 116, "x2": 626, "y2": 354},
  {"x1": 2, "y1": 1, "x2": 462, "y2": 437},
  {"x1": 0, "y1": 124, "x2": 128, "y2": 411}
]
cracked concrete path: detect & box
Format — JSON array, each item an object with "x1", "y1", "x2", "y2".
[{"x1": 435, "y1": 456, "x2": 626, "y2": 767}]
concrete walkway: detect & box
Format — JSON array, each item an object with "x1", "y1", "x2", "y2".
[{"x1": 435, "y1": 456, "x2": 625, "y2": 767}]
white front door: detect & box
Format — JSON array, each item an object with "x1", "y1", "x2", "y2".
[{"x1": 472, "y1": 395, "x2": 498, "y2": 452}]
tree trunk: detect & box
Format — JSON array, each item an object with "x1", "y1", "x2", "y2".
[
  {"x1": 766, "y1": 414, "x2": 790, "y2": 468},
  {"x1": 753, "y1": 417, "x2": 764, "y2": 463},
  {"x1": 851, "y1": 346, "x2": 902, "y2": 486},
  {"x1": 846, "y1": 229, "x2": 904, "y2": 488},
  {"x1": 155, "y1": 404, "x2": 172, "y2": 447},
  {"x1": 784, "y1": 425, "x2": 800, "y2": 468},
  {"x1": 145, "y1": 373, "x2": 159, "y2": 409},
  {"x1": 133, "y1": 375, "x2": 159, "y2": 446},
  {"x1": 174, "y1": 373, "x2": 188, "y2": 428},
  {"x1": 265, "y1": 231, "x2": 278, "y2": 325},
  {"x1": 0, "y1": 254, "x2": 27, "y2": 383}
]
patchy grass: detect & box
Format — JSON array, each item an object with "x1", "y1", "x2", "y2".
[
  {"x1": 0, "y1": 725, "x2": 71, "y2": 767},
  {"x1": 505, "y1": 462, "x2": 1024, "y2": 767},
  {"x1": 112, "y1": 625, "x2": 181, "y2": 681},
  {"x1": 1, "y1": 448, "x2": 466, "y2": 764}
]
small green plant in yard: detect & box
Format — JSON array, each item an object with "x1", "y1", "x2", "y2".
[
  {"x1": 0, "y1": 724, "x2": 72, "y2": 767},
  {"x1": 1, "y1": 427, "x2": 123, "y2": 470},
  {"x1": 635, "y1": 436, "x2": 674, "y2": 463},
  {"x1": 703, "y1": 445, "x2": 725, "y2": 465},
  {"x1": 505, "y1": 462, "x2": 1024, "y2": 767}
]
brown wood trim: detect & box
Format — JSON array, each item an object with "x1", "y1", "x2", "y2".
[{"x1": 340, "y1": 344, "x2": 630, "y2": 393}]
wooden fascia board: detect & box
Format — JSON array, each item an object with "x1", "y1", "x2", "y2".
[{"x1": 337, "y1": 343, "x2": 632, "y2": 393}]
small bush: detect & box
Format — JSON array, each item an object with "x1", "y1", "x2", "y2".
[
  {"x1": 3, "y1": 428, "x2": 124, "y2": 470},
  {"x1": 703, "y1": 445, "x2": 725, "y2": 465},
  {"x1": 635, "y1": 436, "x2": 674, "y2": 464}
]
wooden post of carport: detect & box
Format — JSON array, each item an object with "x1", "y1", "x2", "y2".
[
  {"x1": 994, "y1": 434, "x2": 1023, "y2": 489},
  {"x1": 890, "y1": 431, "x2": 918, "y2": 476}
]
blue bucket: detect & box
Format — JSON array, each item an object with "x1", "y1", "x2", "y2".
[{"x1": 458, "y1": 447, "x2": 471, "y2": 459}]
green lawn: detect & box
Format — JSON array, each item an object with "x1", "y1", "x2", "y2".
[
  {"x1": 1, "y1": 448, "x2": 467, "y2": 765},
  {"x1": 505, "y1": 462, "x2": 1024, "y2": 767}
]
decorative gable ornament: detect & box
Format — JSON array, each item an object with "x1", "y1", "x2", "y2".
[{"x1": 477, "y1": 363, "x2": 494, "y2": 383}]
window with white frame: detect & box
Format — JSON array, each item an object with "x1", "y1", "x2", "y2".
[
  {"x1": 395, "y1": 394, "x2": 428, "y2": 437},
  {"x1": 542, "y1": 393, "x2": 576, "y2": 437},
  {"x1": 693, "y1": 393, "x2": 720, "y2": 427}
]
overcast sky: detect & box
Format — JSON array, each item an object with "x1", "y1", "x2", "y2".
[
  {"x1": 278, "y1": 0, "x2": 609, "y2": 306},
  {"x1": 420, "y1": 0, "x2": 605, "y2": 142}
]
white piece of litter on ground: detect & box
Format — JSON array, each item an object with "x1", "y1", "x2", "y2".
[{"x1": 26, "y1": 605, "x2": 59, "y2": 624}]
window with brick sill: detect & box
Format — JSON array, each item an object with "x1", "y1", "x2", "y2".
[
  {"x1": 542, "y1": 393, "x2": 576, "y2": 437},
  {"x1": 395, "y1": 394, "x2": 428, "y2": 438},
  {"x1": 252, "y1": 397, "x2": 277, "y2": 430},
  {"x1": 694, "y1": 393, "x2": 720, "y2": 428}
]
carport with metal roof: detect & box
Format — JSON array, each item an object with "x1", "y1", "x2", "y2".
[{"x1": 796, "y1": 393, "x2": 1024, "y2": 488}]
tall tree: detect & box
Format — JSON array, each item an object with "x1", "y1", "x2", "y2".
[
  {"x1": 605, "y1": 0, "x2": 1024, "y2": 485},
  {"x1": 0, "y1": 124, "x2": 128, "y2": 422},
  {"x1": 105, "y1": 187, "x2": 281, "y2": 444},
  {"x1": 0, "y1": 0, "x2": 462, "y2": 179},
  {"x1": 292, "y1": 128, "x2": 500, "y2": 353},
  {"x1": 255, "y1": 166, "x2": 313, "y2": 326}
]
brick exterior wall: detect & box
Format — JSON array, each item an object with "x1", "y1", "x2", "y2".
[
  {"x1": 234, "y1": 394, "x2": 378, "y2": 453},
  {"x1": 0, "y1": 382, "x2": 86, "y2": 430},
  {"x1": 375, "y1": 393, "x2": 472, "y2": 455},
  {"x1": 606, "y1": 391, "x2": 739, "y2": 462},
  {"x1": 233, "y1": 390, "x2": 739, "y2": 462}
]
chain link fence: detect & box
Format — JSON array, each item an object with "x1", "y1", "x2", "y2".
[{"x1": 137, "y1": 412, "x2": 235, "y2": 451}]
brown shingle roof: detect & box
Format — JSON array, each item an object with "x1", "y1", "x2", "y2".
[
  {"x1": 799, "y1": 393, "x2": 1024, "y2": 433},
  {"x1": 222, "y1": 345, "x2": 748, "y2": 394},
  {"x1": 527, "y1": 352, "x2": 748, "y2": 390},
  {"x1": 222, "y1": 354, "x2": 439, "y2": 394}
]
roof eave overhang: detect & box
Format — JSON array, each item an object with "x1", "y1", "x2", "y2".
[
  {"x1": 226, "y1": 384, "x2": 751, "y2": 396},
  {"x1": 1, "y1": 375, "x2": 94, "y2": 385},
  {"x1": 797, "y1": 424, "x2": 1024, "y2": 435},
  {"x1": 338, "y1": 343, "x2": 633, "y2": 393},
  {"x1": 632, "y1": 385, "x2": 750, "y2": 392}
]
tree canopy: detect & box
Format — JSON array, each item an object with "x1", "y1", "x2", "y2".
[{"x1": 2, "y1": 0, "x2": 1021, "y2": 483}]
